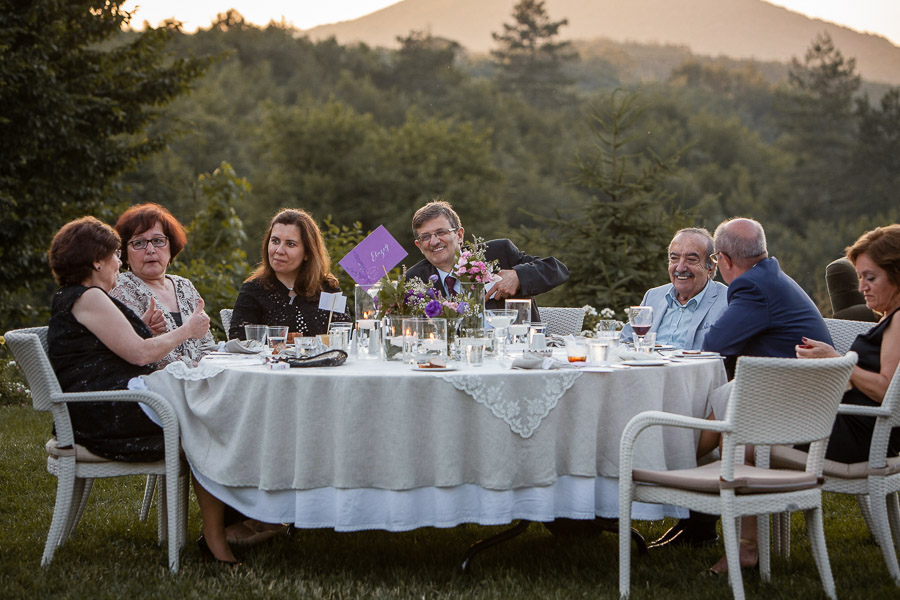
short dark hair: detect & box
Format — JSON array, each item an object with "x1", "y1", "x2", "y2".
[
  {"x1": 49, "y1": 217, "x2": 120, "y2": 286},
  {"x1": 847, "y1": 224, "x2": 900, "y2": 288},
  {"x1": 248, "y1": 208, "x2": 338, "y2": 298},
  {"x1": 412, "y1": 200, "x2": 461, "y2": 239},
  {"x1": 115, "y1": 203, "x2": 187, "y2": 268}
]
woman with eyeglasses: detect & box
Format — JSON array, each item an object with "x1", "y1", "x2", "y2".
[
  {"x1": 229, "y1": 208, "x2": 350, "y2": 340},
  {"x1": 110, "y1": 203, "x2": 214, "y2": 367}
]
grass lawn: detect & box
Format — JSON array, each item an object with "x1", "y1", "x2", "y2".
[{"x1": 1, "y1": 403, "x2": 898, "y2": 599}]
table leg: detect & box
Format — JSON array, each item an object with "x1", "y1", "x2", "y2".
[{"x1": 460, "y1": 520, "x2": 532, "y2": 572}]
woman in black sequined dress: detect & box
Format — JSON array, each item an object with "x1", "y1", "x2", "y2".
[{"x1": 230, "y1": 209, "x2": 350, "y2": 340}]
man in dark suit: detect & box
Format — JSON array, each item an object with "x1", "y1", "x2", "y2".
[
  {"x1": 404, "y1": 200, "x2": 568, "y2": 318},
  {"x1": 650, "y1": 217, "x2": 833, "y2": 575}
]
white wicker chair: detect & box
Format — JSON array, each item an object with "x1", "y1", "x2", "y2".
[
  {"x1": 618, "y1": 353, "x2": 857, "y2": 600},
  {"x1": 220, "y1": 308, "x2": 233, "y2": 340},
  {"x1": 4, "y1": 327, "x2": 189, "y2": 572},
  {"x1": 539, "y1": 306, "x2": 587, "y2": 336},
  {"x1": 771, "y1": 365, "x2": 900, "y2": 584},
  {"x1": 825, "y1": 317, "x2": 874, "y2": 354}
]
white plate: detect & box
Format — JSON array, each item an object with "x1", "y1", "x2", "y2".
[
  {"x1": 579, "y1": 367, "x2": 615, "y2": 373},
  {"x1": 654, "y1": 344, "x2": 676, "y2": 350},
  {"x1": 410, "y1": 365, "x2": 458, "y2": 372},
  {"x1": 673, "y1": 352, "x2": 721, "y2": 359},
  {"x1": 622, "y1": 359, "x2": 668, "y2": 367}
]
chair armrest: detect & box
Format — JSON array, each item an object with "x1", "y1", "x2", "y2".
[
  {"x1": 837, "y1": 404, "x2": 891, "y2": 418},
  {"x1": 49, "y1": 390, "x2": 182, "y2": 463},
  {"x1": 618, "y1": 411, "x2": 731, "y2": 481}
]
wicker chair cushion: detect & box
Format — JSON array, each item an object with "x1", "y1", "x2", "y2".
[
  {"x1": 770, "y1": 444, "x2": 900, "y2": 478},
  {"x1": 632, "y1": 461, "x2": 822, "y2": 495},
  {"x1": 45, "y1": 438, "x2": 110, "y2": 463}
]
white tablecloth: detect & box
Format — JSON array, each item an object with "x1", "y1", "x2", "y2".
[{"x1": 140, "y1": 354, "x2": 726, "y2": 529}]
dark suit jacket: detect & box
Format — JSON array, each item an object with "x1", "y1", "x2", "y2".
[
  {"x1": 703, "y1": 257, "x2": 832, "y2": 376},
  {"x1": 404, "y1": 238, "x2": 569, "y2": 320}
]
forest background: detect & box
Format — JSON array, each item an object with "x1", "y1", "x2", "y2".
[{"x1": 2, "y1": 0, "x2": 899, "y2": 346}]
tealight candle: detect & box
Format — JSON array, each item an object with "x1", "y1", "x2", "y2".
[{"x1": 357, "y1": 319, "x2": 377, "y2": 329}]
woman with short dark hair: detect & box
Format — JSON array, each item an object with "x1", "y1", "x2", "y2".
[{"x1": 110, "y1": 203, "x2": 213, "y2": 366}]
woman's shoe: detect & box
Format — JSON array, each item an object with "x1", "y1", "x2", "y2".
[
  {"x1": 704, "y1": 538, "x2": 758, "y2": 576},
  {"x1": 197, "y1": 535, "x2": 241, "y2": 567}
]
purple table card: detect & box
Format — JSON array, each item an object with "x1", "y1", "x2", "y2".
[{"x1": 339, "y1": 225, "x2": 408, "y2": 287}]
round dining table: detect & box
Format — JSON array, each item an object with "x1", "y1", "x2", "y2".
[{"x1": 138, "y1": 351, "x2": 727, "y2": 531}]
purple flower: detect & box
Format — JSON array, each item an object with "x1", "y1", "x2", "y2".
[
  {"x1": 426, "y1": 287, "x2": 438, "y2": 299},
  {"x1": 429, "y1": 274, "x2": 439, "y2": 283},
  {"x1": 424, "y1": 299, "x2": 443, "y2": 317},
  {"x1": 455, "y1": 301, "x2": 468, "y2": 315}
]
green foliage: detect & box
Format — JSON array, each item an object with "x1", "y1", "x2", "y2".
[
  {"x1": 0, "y1": 1, "x2": 212, "y2": 308},
  {"x1": 536, "y1": 90, "x2": 691, "y2": 312},
  {"x1": 0, "y1": 337, "x2": 29, "y2": 406},
  {"x1": 491, "y1": 0, "x2": 578, "y2": 106},
  {"x1": 169, "y1": 163, "x2": 251, "y2": 338}
]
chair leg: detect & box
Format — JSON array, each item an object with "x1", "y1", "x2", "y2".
[
  {"x1": 140, "y1": 475, "x2": 157, "y2": 522},
  {"x1": 758, "y1": 512, "x2": 771, "y2": 582},
  {"x1": 618, "y1": 496, "x2": 633, "y2": 599},
  {"x1": 61, "y1": 477, "x2": 92, "y2": 544},
  {"x1": 177, "y1": 471, "x2": 189, "y2": 549},
  {"x1": 42, "y1": 460, "x2": 77, "y2": 567},
  {"x1": 887, "y1": 492, "x2": 900, "y2": 554},
  {"x1": 157, "y1": 475, "x2": 168, "y2": 543},
  {"x1": 858, "y1": 494, "x2": 876, "y2": 536},
  {"x1": 804, "y1": 506, "x2": 837, "y2": 600},
  {"x1": 721, "y1": 511, "x2": 747, "y2": 600},
  {"x1": 867, "y1": 480, "x2": 900, "y2": 584},
  {"x1": 772, "y1": 511, "x2": 791, "y2": 558},
  {"x1": 165, "y1": 472, "x2": 181, "y2": 573}
]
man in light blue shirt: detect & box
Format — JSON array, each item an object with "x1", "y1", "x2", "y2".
[{"x1": 620, "y1": 228, "x2": 728, "y2": 350}]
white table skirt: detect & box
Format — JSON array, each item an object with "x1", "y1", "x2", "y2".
[{"x1": 194, "y1": 472, "x2": 687, "y2": 531}]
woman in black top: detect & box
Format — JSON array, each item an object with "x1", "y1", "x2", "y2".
[
  {"x1": 230, "y1": 208, "x2": 350, "y2": 340},
  {"x1": 799, "y1": 224, "x2": 900, "y2": 462}
]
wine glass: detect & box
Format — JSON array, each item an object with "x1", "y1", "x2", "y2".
[
  {"x1": 485, "y1": 309, "x2": 517, "y2": 356},
  {"x1": 627, "y1": 306, "x2": 653, "y2": 351}
]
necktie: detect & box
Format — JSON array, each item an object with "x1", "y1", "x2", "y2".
[{"x1": 444, "y1": 275, "x2": 457, "y2": 296}]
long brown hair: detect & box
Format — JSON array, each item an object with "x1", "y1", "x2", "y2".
[{"x1": 248, "y1": 209, "x2": 338, "y2": 298}]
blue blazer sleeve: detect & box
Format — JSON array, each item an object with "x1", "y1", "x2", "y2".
[{"x1": 702, "y1": 278, "x2": 769, "y2": 355}]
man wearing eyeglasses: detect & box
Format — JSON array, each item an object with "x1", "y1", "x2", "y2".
[
  {"x1": 405, "y1": 200, "x2": 568, "y2": 315},
  {"x1": 620, "y1": 228, "x2": 728, "y2": 350}
]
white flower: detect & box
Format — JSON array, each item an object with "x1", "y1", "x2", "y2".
[{"x1": 600, "y1": 307, "x2": 615, "y2": 319}]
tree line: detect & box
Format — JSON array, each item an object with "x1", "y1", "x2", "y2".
[{"x1": 2, "y1": 0, "x2": 898, "y2": 334}]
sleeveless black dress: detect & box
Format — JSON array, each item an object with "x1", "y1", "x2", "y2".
[
  {"x1": 47, "y1": 285, "x2": 164, "y2": 462},
  {"x1": 825, "y1": 307, "x2": 900, "y2": 463}
]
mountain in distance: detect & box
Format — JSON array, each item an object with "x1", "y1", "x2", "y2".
[{"x1": 301, "y1": 0, "x2": 900, "y2": 86}]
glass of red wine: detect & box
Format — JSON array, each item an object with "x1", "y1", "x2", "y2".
[{"x1": 627, "y1": 306, "x2": 654, "y2": 351}]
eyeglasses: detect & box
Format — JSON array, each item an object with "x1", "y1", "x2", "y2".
[
  {"x1": 709, "y1": 251, "x2": 727, "y2": 265},
  {"x1": 114, "y1": 249, "x2": 121, "y2": 259},
  {"x1": 415, "y1": 228, "x2": 458, "y2": 244},
  {"x1": 127, "y1": 236, "x2": 168, "y2": 251},
  {"x1": 668, "y1": 254, "x2": 703, "y2": 267}
]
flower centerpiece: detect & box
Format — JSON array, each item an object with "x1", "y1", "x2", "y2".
[{"x1": 451, "y1": 237, "x2": 499, "y2": 334}]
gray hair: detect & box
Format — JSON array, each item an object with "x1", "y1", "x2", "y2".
[
  {"x1": 671, "y1": 227, "x2": 715, "y2": 269},
  {"x1": 714, "y1": 218, "x2": 768, "y2": 267}
]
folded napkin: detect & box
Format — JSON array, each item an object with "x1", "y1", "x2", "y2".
[
  {"x1": 511, "y1": 356, "x2": 577, "y2": 370},
  {"x1": 200, "y1": 341, "x2": 225, "y2": 352},
  {"x1": 224, "y1": 339, "x2": 264, "y2": 354},
  {"x1": 608, "y1": 345, "x2": 662, "y2": 363}
]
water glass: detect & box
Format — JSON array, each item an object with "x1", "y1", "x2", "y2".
[
  {"x1": 327, "y1": 322, "x2": 353, "y2": 352},
  {"x1": 463, "y1": 339, "x2": 486, "y2": 367},
  {"x1": 266, "y1": 325, "x2": 289, "y2": 352},
  {"x1": 355, "y1": 318, "x2": 381, "y2": 359},
  {"x1": 294, "y1": 336, "x2": 320, "y2": 356},
  {"x1": 244, "y1": 324, "x2": 268, "y2": 348},
  {"x1": 527, "y1": 322, "x2": 547, "y2": 350},
  {"x1": 635, "y1": 331, "x2": 657, "y2": 354},
  {"x1": 565, "y1": 336, "x2": 589, "y2": 363},
  {"x1": 595, "y1": 320, "x2": 618, "y2": 338},
  {"x1": 588, "y1": 339, "x2": 609, "y2": 363}
]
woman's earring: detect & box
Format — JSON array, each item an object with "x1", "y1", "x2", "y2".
[{"x1": 95, "y1": 264, "x2": 102, "y2": 271}]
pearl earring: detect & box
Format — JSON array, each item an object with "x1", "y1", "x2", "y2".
[{"x1": 95, "y1": 265, "x2": 102, "y2": 271}]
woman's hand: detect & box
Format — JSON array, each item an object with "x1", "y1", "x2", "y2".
[
  {"x1": 141, "y1": 297, "x2": 167, "y2": 335},
  {"x1": 184, "y1": 298, "x2": 210, "y2": 339},
  {"x1": 795, "y1": 337, "x2": 840, "y2": 359}
]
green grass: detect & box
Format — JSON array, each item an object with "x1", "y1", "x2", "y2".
[{"x1": 1, "y1": 404, "x2": 898, "y2": 599}]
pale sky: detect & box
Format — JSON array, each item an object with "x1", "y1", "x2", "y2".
[{"x1": 122, "y1": 1, "x2": 900, "y2": 46}]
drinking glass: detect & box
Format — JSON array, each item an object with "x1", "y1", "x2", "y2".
[
  {"x1": 485, "y1": 309, "x2": 517, "y2": 356},
  {"x1": 244, "y1": 324, "x2": 268, "y2": 349},
  {"x1": 627, "y1": 306, "x2": 653, "y2": 349},
  {"x1": 355, "y1": 318, "x2": 381, "y2": 359},
  {"x1": 266, "y1": 325, "x2": 289, "y2": 352},
  {"x1": 565, "y1": 336, "x2": 589, "y2": 363},
  {"x1": 327, "y1": 322, "x2": 354, "y2": 352},
  {"x1": 588, "y1": 339, "x2": 609, "y2": 363},
  {"x1": 504, "y1": 299, "x2": 531, "y2": 345},
  {"x1": 527, "y1": 322, "x2": 547, "y2": 350},
  {"x1": 595, "y1": 319, "x2": 618, "y2": 339}
]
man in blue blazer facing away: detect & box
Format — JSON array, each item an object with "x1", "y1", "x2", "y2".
[{"x1": 620, "y1": 228, "x2": 728, "y2": 350}]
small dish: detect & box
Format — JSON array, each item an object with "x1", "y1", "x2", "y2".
[
  {"x1": 410, "y1": 365, "x2": 457, "y2": 372},
  {"x1": 622, "y1": 359, "x2": 668, "y2": 367},
  {"x1": 673, "y1": 351, "x2": 721, "y2": 359}
]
